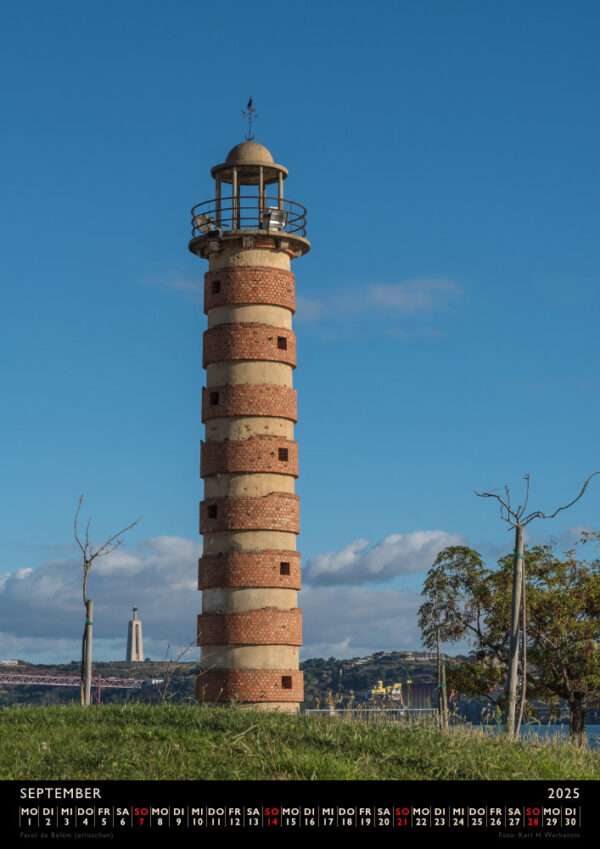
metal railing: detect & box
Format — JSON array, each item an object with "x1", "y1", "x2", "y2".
[
  {"x1": 303, "y1": 708, "x2": 439, "y2": 723},
  {"x1": 191, "y1": 195, "x2": 307, "y2": 238}
]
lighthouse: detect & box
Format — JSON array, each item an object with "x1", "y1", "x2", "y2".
[{"x1": 189, "y1": 131, "x2": 309, "y2": 712}]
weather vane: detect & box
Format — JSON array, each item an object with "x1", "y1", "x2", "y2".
[{"x1": 242, "y1": 97, "x2": 257, "y2": 140}]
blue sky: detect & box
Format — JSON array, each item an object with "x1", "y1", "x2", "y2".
[{"x1": 1, "y1": 1, "x2": 598, "y2": 663}]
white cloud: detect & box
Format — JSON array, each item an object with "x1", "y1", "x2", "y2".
[
  {"x1": 163, "y1": 278, "x2": 202, "y2": 303},
  {"x1": 0, "y1": 634, "x2": 125, "y2": 665},
  {"x1": 296, "y1": 278, "x2": 462, "y2": 322},
  {"x1": 0, "y1": 529, "x2": 464, "y2": 664},
  {"x1": 300, "y1": 586, "x2": 424, "y2": 659},
  {"x1": 0, "y1": 633, "x2": 192, "y2": 665},
  {"x1": 303, "y1": 530, "x2": 464, "y2": 586},
  {"x1": 145, "y1": 276, "x2": 202, "y2": 303},
  {"x1": 367, "y1": 279, "x2": 460, "y2": 312},
  {"x1": 296, "y1": 296, "x2": 324, "y2": 321},
  {"x1": 0, "y1": 537, "x2": 201, "y2": 648},
  {"x1": 157, "y1": 271, "x2": 460, "y2": 324}
]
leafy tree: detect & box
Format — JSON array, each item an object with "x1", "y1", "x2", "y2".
[{"x1": 418, "y1": 542, "x2": 600, "y2": 746}]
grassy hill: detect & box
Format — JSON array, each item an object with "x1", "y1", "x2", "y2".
[{"x1": 1, "y1": 703, "x2": 598, "y2": 781}]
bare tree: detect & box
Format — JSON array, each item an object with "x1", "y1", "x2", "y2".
[
  {"x1": 158, "y1": 638, "x2": 198, "y2": 704},
  {"x1": 475, "y1": 472, "x2": 598, "y2": 739},
  {"x1": 74, "y1": 495, "x2": 141, "y2": 706}
]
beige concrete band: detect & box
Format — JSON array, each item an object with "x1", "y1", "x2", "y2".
[
  {"x1": 207, "y1": 304, "x2": 292, "y2": 329},
  {"x1": 208, "y1": 247, "x2": 291, "y2": 272},
  {"x1": 205, "y1": 417, "x2": 295, "y2": 442},
  {"x1": 203, "y1": 474, "x2": 296, "y2": 498},
  {"x1": 202, "y1": 587, "x2": 297, "y2": 614},
  {"x1": 203, "y1": 530, "x2": 297, "y2": 555},
  {"x1": 200, "y1": 645, "x2": 299, "y2": 669}
]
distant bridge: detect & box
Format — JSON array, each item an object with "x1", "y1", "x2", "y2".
[{"x1": 0, "y1": 673, "x2": 163, "y2": 703}]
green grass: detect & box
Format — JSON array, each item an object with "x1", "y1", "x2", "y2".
[{"x1": 0, "y1": 704, "x2": 598, "y2": 780}]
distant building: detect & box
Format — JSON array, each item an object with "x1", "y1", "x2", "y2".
[
  {"x1": 0, "y1": 659, "x2": 19, "y2": 666},
  {"x1": 399, "y1": 651, "x2": 439, "y2": 662},
  {"x1": 126, "y1": 608, "x2": 144, "y2": 662}
]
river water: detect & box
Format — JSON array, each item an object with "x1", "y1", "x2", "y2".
[{"x1": 481, "y1": 723, "x2": 600, "y2": 750}]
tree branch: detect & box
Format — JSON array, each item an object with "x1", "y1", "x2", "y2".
[
  {"x1": 474, "y1": 489, "x2": 520, "y2": 526},
  {"x1": 84, "y1": 517, "x2": 91, "y2": 555},
  {"x1": 74, "y1": 495, "x2": 86, "y2": 556},
  {"x1": 523, "y1": 472, "x2": 600, "y2": 526},
  {"x1": 93, "y1": 517, "x2": 142, "y2": 560},
  {"x1": 459, "y1": 615, "x2": 508, "y2": 663},
  {"x1": 505, "y1": 485, "x2": 512, "y2": 515},
  {"x1": 519, "y1": 474, "x2": 531, "y2": 520}
]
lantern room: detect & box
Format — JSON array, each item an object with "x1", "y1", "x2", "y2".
[{"x1": 189, "y1": 140, "x2": 310, "y2": 259}]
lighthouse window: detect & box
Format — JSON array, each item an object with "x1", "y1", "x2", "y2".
[
  {"x1": 209, "y1": 391, "x2": 220, "y2": 405},
  {"x1": 279, "y1": 562, "x2": 290, "y2": 575},
  {"x1": 211, "y1": 280, "x2": 221, "y2": 294},
  {"x1": 278, "y1": 447, "x2": 289, "y2": 462},
  {"x1": 281, "y1": 676, "x2": 293, "y2": 689},
  {"x1": 277, "y1": 336, "x2": 287, "y2": 350},
  {"x1": 207, "y1": 504, "x2": 218, "y2": 519}
]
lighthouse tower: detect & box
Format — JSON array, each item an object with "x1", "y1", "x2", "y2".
[{"x1": 189, "y1": 135, "x2": 310, "y2": 712}]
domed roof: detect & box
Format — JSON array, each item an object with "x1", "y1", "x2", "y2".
[{"x1": 225, "y1": 140, "x2": 275, "y2": 165}]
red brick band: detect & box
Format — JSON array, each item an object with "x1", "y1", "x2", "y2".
[
  {"x1": 202, "y1": 384, "x2": 297, "y2": 422},
  {"x1": 197, "y1": 669, "x2": 304, "y2": 703},
  {"x1": 201, "y1": 437, "x2": 298, "y2": 478},
  {"x1": 200, "y1": 493, "x2": 300, "y2": 534},
  {"x1": 204, "y1": 267, "x2": 295, "y2": 314},
  {"x1": 203, "y1": 324, "x2": 296, "y2": 368},
  {"x1": 197, "y1": 608, "x2": 302, "y2": 646},
  {"x1": 198, "y1": 550, "x2": 301, "y2": 590}
]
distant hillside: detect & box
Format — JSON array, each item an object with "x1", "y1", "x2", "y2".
[
  {"x1": 0, "y1": 651, "x2": 454, "y2": 709},
  {"x1": 301, "y1": 651, "x2": 464, "y2": 708}
]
